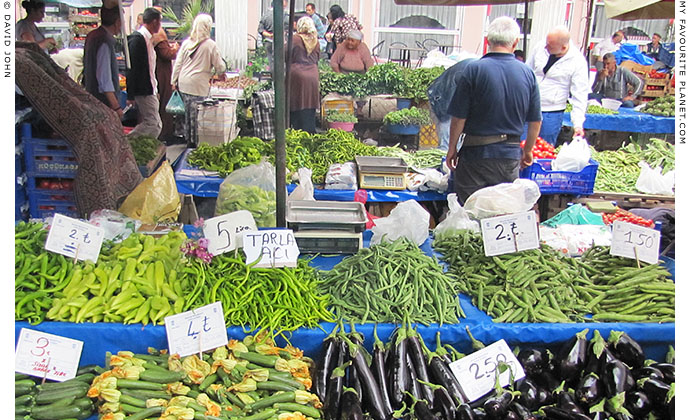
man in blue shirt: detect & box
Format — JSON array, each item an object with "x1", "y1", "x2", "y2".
[
  {"x1": 446, "y1": 16, "x2": 542, "y2": 203},
  {"x1": 306, "y1": 3, "x2": 327, "y2": 53}
]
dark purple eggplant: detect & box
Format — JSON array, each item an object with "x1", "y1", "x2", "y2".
[
  {"x1": 471, "y1": 408, "x2": 487, "y2": 420},
  {"x1": 342, "y1": 334, "x2": 391, "y2": 420},
  {"x1": 602, "y1": 360, "x2": 634, "y2": 398},
  {"x1": 465, "y1": 326, "x2": 486, "y2": 351},
  {"x1": 539, "y1": 406, "x2": 591, "y2": 420},
  {"x1": 637, "y1": 377, "x2": 671, "y2": 406},
  {"x1": 340, "y1": 387, "x2": 365, "y2": 420},
  {"x1": 590, "y1": 411, "x2": 611, "y2": 420},
  {"x1": 515, "y1": 378, "x2": 539, "y2": 410},
  {"x1": 503, "y1": 410, "x2": 519, "y2": 420},
  {"x1": 323, "y1": 340, "x2": 347, "y2": 420},
  {"x1": 413, "y1": 399, "x2": 440, "y2": 420},
  {"x1": 607, "y1": 331, "x2": 645, "y2": 369},
  {"x1": 650, "y1": 362, "x2": 675, "y2": 384},
  {"x1": 469, "y1": 390, "x2": 496, "y2": 410},
  {"x1": 517, "y1": 349, "x2": 546, "y2": 378},
  {"x1": 556, "y1": 329, "x2": 589, "y2": 384},
  {"x1": 583, "y1": 330, "x2": 608, "y2": 376},
  {"x1": 435, "y1": 331, "x2": 453, "y2": 366},
  {"x1": 406, "y1": 352, "x2": 423, "y2": 403},
  {"x1": 632, "y1": 366, "x2": 665, "y2": 382},
  {"x1": 406, "y1": 329, "x2": 435, "y2": 406},
  {"x1": 574, "y1": 372, "x2": 602, "y2": 407},
  {"x1": 535, "y1": 386, "x2": 555, "y2": 407},
  {"x1": 371, "y1": 326, "x2": 395, "y2": 417},
  {"x1": 611, "y1": 413, "x2": 632, "y2": 420},
  {"x1": 535, "y1": 371, "x2": 560, "y2": 392},
  {"x1": 433, "y1": 387, "x2": 457, "y2": 420},
  {"x1": 429, "y1": 355, "x2": 467, "y2": 406},
  {"x1": 668, "y1": 393, "x2": 675, "y2": 420},
  {"x1": 455, "y1": 404, "x2": 475, "y2": 420},
  {"x1": 314, "y1": 324, "x2": 340, "y2": 402},
  {"x1": 390, "y1": 327, "x2": 410, "y2": 410},
  {"x1": 624, "y1": 390, "x2": 652, "y2": 418},
  {"x1": 483, "y1": 392, "x2": 513, "y2": 419},
  {"x1": 557, "y1": 391, "x2": 585, "y2": 414},
  {"x1": 348, "y1": 362, "x2": 363, "y2": 403},
  {"x1": 509, "y1": 402, "x2": 536, "y2": 420}
]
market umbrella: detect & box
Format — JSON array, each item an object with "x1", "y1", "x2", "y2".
[{"x1": 604, "y1": 0, "x2": 675, "y2": 20}]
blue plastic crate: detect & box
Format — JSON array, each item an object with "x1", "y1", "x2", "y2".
[
  {"x1": 15, "y1": 145, "x2": 23, "y2": 177},
  {"x1": 21, "y1": 124, "x2": 78, "y2": 178},
  {"x1": 27, "y1": 187, "x2": 78, "y2": 219},
  {"x1": 519, "y1": 158, "x2": 599, "y2": 195}
]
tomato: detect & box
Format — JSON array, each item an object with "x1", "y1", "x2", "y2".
[
  {"x1": 38, "y1": 179, "x2": 50, "y2": 189},
  {"x1": 48, "y1": 182, "x2": 62, "y2": 190},
  {"x1": 520, "y1": 140, "x2": 526, "y2": 148},
  {"x1": 37, "y1": 156, "x2": 51, "y2": 161}
]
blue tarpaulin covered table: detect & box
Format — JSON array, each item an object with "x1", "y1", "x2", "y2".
[
  {"x1": 173, "y1": 148, "x2": 448, "y2": 202},
  {"x1": 563, "y1": 107, "x2": 674, "y2": 133},
  {"x1": 14, "y1": 231, "x2": 675, "y2": 368}
]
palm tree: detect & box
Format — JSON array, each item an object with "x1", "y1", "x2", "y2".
[{"x1": 162, "y1": 0, "x2": 214, "y2": 38}]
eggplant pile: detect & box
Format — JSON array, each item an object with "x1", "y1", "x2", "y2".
[{"x1": 314, "y1": 323, "x2": 470, "y2": 420}]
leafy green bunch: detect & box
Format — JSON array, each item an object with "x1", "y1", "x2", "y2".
[{"x1": 383, "y1": 106, "x2": 432, "y2": 126}]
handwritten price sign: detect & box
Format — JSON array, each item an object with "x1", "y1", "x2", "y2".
[
  {"x1": 449, "y1": 339, "x2": 525, "y2": 402},
  {"x1": 15, "y1": 328, "x2": 83, "y2": 381},
  {"x1": 480, "y1": 211, "x2": 539, "y2": 257},
  {"x1": 610, "y1": 221, "x2": 660, "y2": 265},
  {"x1": 164, "y1": 302, "x2": 228, "y2": 357},
  {"x1": 243, "y1": 230, "x2": 300, "y2": 268},
  {"x1": 45, "y1": 213, "x2": 105, "y2": 263},
  {"x1": 202, "y1": 210, "x2": 257, "y2": 256}
]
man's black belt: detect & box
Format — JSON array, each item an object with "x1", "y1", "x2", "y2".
[{"x1": 463, "y1": 134, "x2": 521, "y2": 147}]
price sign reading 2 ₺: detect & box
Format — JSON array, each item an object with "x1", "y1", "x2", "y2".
[
  {"x1": 480, "y1": 211, "x2": 539, "y2": 257},
  {"x1": 15, "y1": 328, "x2": 84, "y2": 381},
  {"x1": 610, "y1": 221, "x2": 660, "y2": 265},
  {"x1": 448, "y1": 339, "x2": 525, "y2": 402},
  {"x1": 44, "y1": 213, "x2": 105, "y2": 263},
  {"x1": 164, "y1": 302, "x2": 228, "y2": 358},
  {"x1": 202, "y1": 210, "x2": 257, "y2": 256}
]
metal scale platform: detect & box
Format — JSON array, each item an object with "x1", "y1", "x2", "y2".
[{"x1": 286, "y1": 201, "x2": 367, "y2": 254}]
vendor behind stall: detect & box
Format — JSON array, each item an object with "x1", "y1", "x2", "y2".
[
  {"x1": 16, "y1": 0, "x2": 57, "y2": 53},
  {"x1": 329, "y1": 29, "x2": 373, "y2": 74},
  {"x1": 589, "y1": 53, "x2": 642, "y2": 108}
]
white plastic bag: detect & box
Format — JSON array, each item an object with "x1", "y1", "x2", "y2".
[
  {"x1": 88, "y1": 209, "x2": 141, "y2": 242},
  {"x1": 370, "y1": 200, "x2": 430, "y2": 246},
  {"x1": 539, "y1": 224, "x2": 612, "y2": 257},
  {"x1": 434, "y1": 193, "x2": 480, "y2": 235},
  {"x1": 325, "y1": 162, "x2": 357, "y2": 190},
  {"x1": 635, "y1": 162, "x2": 675, "y2": 195},
  {"x1": 552, "y1": 137, "x2": 591, "y2": 172},
  {"x1": 464, "y1": 179, "x2": 541, "y2": 220},
  {"x1": 214, "y1": 161, "x2": 276, "y2": 227},
  {"x1": 288, "y1": 168, "x2": 315, "y2": 201}
]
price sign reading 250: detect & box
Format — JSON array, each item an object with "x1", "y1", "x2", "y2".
[{"x1": 468, "y1": 352, "x2": 518, "y2": 380}]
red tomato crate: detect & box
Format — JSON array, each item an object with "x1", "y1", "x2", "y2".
[
  {"x1": 519, "y1": 158, "x2": 599, "y2": 195},
  {"x1": 26, "y1": 188, "x2": 78, "y2": 219}
]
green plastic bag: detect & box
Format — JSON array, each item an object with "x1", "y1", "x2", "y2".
[
  {"x1": 542, "y1": 203, "x2": 604, "y2": 228},
  {"x1": 165, "y1": 90, "x2": 185, "y2": 115}
]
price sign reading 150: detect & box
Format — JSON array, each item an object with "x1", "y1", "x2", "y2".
[{"x1": 610, "y1": 221, "x2": 660, "y2": 265}]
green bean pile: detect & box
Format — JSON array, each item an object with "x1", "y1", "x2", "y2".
[
  {"x1": 580, "y1": 246, "x2": 674, "y2": 323},
  {"x1": 377, "y1": 147, "x2": 446, "y2": 169},
  {"x1": 433, "y1": 230, "x2": 674, "y2": 323},
  {"x1": 319, "y1": 238, "x2": 465, "y2": 325},
  {"x1": 181, "y1": 252, "x2": 335, "y2": 337}
]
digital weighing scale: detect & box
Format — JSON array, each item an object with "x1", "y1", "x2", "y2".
[
  {"x1": 286, "y1": 201, "x2": 367, "y2": 254},
  {"x1": 355, "y1": 156, "x2": 408, "y2": 190}
]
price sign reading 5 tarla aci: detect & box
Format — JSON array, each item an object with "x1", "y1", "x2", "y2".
[
  {"x1": 164, "y1": 302, "x2": 228, "y2": 357},
  {"x1": 45, "y1": 213, "x2": 105, "y2": 262},
  {"x1": 480, "y1": 211, "x2": 539, "y2": 256},
  {"x1": 15, "y1": 328, "x2": 84, "y2": 381},
  {"x1": 242, "y1": 230, "x2": 300, "y2": 268},
  {"x1": 202, "y1": 210, "x2": 258, "y2": 256},
  {"x1": 610, "y1": 221, "x2": 661, "y2": 265},
  {"x1": 449, "y1": 339, "x2": 525, "y2": 402}
]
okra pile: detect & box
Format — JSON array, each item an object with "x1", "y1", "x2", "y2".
[
  {"x1": 319, "y1": 238, "x2": 465, "y2": 325},
  {"x1": 87, "y1": 333, "x2": 321, "y2": 420},
  {"x1": 433, "y1": 230, "x2": 674, "y2": 323}
]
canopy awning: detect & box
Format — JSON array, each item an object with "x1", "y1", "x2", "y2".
[
  {"x1": 604, "y1": 0, "x2": 675, "y2": 20},
  {"x1": 393, "y1": 0, "x2": 537, "y2": 5}
]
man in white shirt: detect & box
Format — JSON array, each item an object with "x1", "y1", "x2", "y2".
[
  {"x1": 592, "y1": 30, "x2": 624, "y2": 70},
  {"x1": 126, "y1": 7, "x2": 162, "y2": 138},
  {"x1": 527, "y1": 26, "x2": 590, "y2": 145}
]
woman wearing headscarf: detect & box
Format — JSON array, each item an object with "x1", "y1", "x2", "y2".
[
  {"x1": 288, "y1": 16, "x2": 320, "y2": 133},
  {"x1": 152, "y1": 27, "x2": 179, "y2": 142},
  {"x1": 16, "y1": 0, "x2": 57, "y2": 52},
  {"x1": 330, "y1": 29, "x2": 373, "y2": 74},
  {"x1": 171, "y1": 13, "x2": 226, "y2": 146}
]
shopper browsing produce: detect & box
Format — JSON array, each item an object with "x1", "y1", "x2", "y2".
[
  {"x1": 446, "y1": 16, "x2": 541, "y2": 203},
  {"x1": 152, "y1": 27, "x2": 179, "y2": 143},
  {"x1": 16, "y1": 0, "x2": 57, "y2": 52},
  {"x1": 526, "y1": 25, "x2": 590, "y2": 144},
  {"x1": 329, "y1": 29, "x2": 374, "y2": 75},
  {"x1": 288, "y1": 16, "x2": 321, "y2": 133}
]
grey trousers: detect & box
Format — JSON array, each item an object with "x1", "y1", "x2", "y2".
[
  {"x1": 454, "y1": 158, "x2": 520, "y2": 204},
  {"x1": 129, "y1": 94, "x2": 162, "y2": 139},
  {"x1": 180, "y1": 92, "x2": 205, "y2": 146}
]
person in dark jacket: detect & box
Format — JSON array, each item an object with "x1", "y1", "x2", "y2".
[
  {"x1": 126, "y1": 7, "x2": 162, "y2": 138},
  {"x1": 83, "y1": 6, "x2": 123, "y2": 118},
  {"x1": 646, "y1": 33, "x2": 662, "y2": 60},
  {"x1": 289, "y1": 16, "x2": 320, "y2": 133}
]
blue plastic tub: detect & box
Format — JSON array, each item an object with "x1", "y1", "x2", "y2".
[{"x1": 520, "y1": 158, "x2": 599, "y2": 195}]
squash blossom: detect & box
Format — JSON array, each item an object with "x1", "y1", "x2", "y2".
[
  {"x1": 182, "y1": 354, "x2": 211, "y2": 384},
  {"x1": 212, "y1": 358, "x2": 237, "y2": 374},
  {"x1": 197, "y1": 393, "x2": 222, "y2": 417},
  {"x1": 227, "y1": 340, "x2": 249, "y2": 354},
  {"x1": 88, "y1": 374, "x2": 117, "y2": 399},
  {"x1": 279, "y1": 412, "x2": 308, "y2": 420},
  {"x1": 110, "y1": 351, "x2": 146, "y2": 368},
  {"x1": 168, "y1": 354, "x2": 183, "y2": 372},
  {"x1": 98, "y1": 402, "x2": 120, "y2": 414},
  {"x1": 244, "y1": 368, "x2": 269, "y2": 382},
  {"x1": 101, "y1": 413, "x2": 125, "y2": 420},
  {"x1": 212, "y1": 346, "x2": 228, "y2": 360},
  {"x1": 146, "y1": 398, "x2": 168, "y2": 408},
  {"x1": 283, "y1": 345, "x2": 304, "y2": 359},
  {"x1": 169, "y1": 396, "x2": 195, "y2": 407},
  {"x1": 255, "y1": 343, "x2": 282, "y2": 356},
  {"x1": 295, "y1": 390, "x2": 322, "y2": 408},
  {"x1": 111, "y1": 365, "x2": 145, "y2": 379},
  {"x1": 161, "y1": 406, "x2": 195, "y2": 420},
  {"x1": 230, "y1": 377, "x2": 257, "y2": 392},
  {"x1": 100, "y1": 388, "x2": 122, "y2": 403},
  {"x1": 236, "y1": 392, "x2": 256, "y2": 405},
  {"x1": 167, "y1": 381, "x2": 191, "y2": 395}
]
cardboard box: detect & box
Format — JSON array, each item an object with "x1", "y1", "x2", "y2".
[{"x1": 620, "y1": 60, "x2": 652, "y2": 76}]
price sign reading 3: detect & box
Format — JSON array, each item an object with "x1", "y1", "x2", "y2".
[
  {"x1": 610, "y1": 221, "x2": 660, "y2": 265},
  {"x1": 480, "y1": 211, "x2": 539, "y2": 257},
  {"x1": 15, "y1": 328, "x2": 83, "y2": 381},
  {"x1": 448, "y1": 339, "x2": 525, "y2": 402},
  {"x1": 164, "y1": 302, "x2": 228, "y2": 357},
  {"x1": 202, "y1": 210, "x2": 257, "y2": 256}
]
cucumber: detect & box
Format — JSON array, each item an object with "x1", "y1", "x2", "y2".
[
  {"x1": 30, "y1": 405, "x2": 83, "y2": 420},
  {"x1": 116, "y1": 378, "x2": 168, "y2": 391},
  {"x1": 32, "y1": 395, "x2": 76, "y2": 409},
  {"x1": 36, "y1": 381, "x2": 89, "y2": 393},
  {"x1": 119, "y1": 393, "x2": 147, "y2": 408},
  {"x1": 15, "y1": 383, "x2": 36, "y2": 397},
  {"x1": 76, "y1": 364, "x2": 105, "y2": 375},
  {"x1": 15, "y1": 394, "x2": 34, "y2": 406},
  {"x1": 15, "y1": 373, "x2": 31, "y2": 381},
  {"x1": 121, "y1": 405, "x2": 164, "y2": 420},
  {"x1": 139, "y1": 369, "x2": 186, "y2": 384},
  {"x1": 120, "y1": 387, "x2": 171, "y2": 400},
  {"x1": 120, "y1": 402, "x2": 142, "y2": 414},
  {"x1": 16, "y1": 405, "x2": 32, "y2": 415},
  {"x1": 34, "y1": 386, "x2": 86, "y2": 404}
]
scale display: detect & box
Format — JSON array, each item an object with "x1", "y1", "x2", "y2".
[{"x1": 359, "y1": 173, "x2": 406, "y2": 190}]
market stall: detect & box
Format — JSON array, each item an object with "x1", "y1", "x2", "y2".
[{"x1": 563, "y1": 107, "x2": 675, "y2": 134}]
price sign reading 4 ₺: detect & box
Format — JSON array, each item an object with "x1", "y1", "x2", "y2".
[
  {"x1": 610, "y1": 221, "x2": 661, "y2": 265},
  {"x1": 164, "y1": 302, "x2": 228, "y2": 358},
  {"x1": 15, "y1": 328, "x2": 83, "y2": 381},
  {"x1": 242, "y1": 230, "x2": 300, "y2": 268},
  {"x1": 45, "y1": 213, "x2": 105, "y2": 263},
  {"x1": 202, "y1": 210, "x2": 258, "y2": 256},
  {"x1": 480, "y1": 210, "x2": 539, "y2": 257},
  {"x1": 449, "y1": 339, "x2": 525, "y2": 402}
]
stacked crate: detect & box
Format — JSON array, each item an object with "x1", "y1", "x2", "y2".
[
  {"x1": 641, "y1": 72, "x2": 671, "y2": 101},
  {"x1": 15, "y1": 125, "x2": 28, "y2": 221}
]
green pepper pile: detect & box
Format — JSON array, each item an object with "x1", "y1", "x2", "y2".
[
  {"x1": 128, "y1": 135, "x2": 163, "y2": 166},
  {"x1": 188, "y1": 137, "x2": 273, "y2": 177}
]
